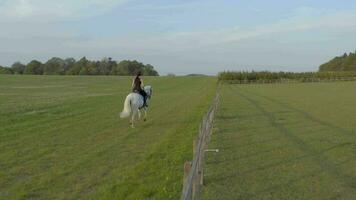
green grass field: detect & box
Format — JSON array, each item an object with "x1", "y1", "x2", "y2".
[
  {"x1": 0, "y1": 75, "x2": 216, "y2": 200},
  {"x1": 201, "y1": 82, "x2": 356, "y2": 200}
]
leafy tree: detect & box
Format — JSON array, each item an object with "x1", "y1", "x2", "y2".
[
  {"x1": 64, "y1": 58, "x2": 76, "y2": 74},
  {"x1": 2, "y1": 57, "x2": 159, "y2": 76},
  {"x1": 11, "y1": 62, "x2": 26, "y2": 74},
  {"x1": 96, "y1": 57, "x2": 116, "y2": 75},
  {"x1": 44, "y1": 57, "x2": 66, "y2": 75},
  {"x1": 76, "y1": 57, "x2": 91, "y2": 75},
  {"x1": 79, "y1": 66, "x2": 90, "y2": 75},
  {"x1": 114, "y1": 60, "x2": 158, "y2": 76},
  {"x1": 67, "y1": 57, "x2": 87, "y2": 75},
  {"x1": 320, "y1": 51, "x2": 356, "y2": 71},
  {"x1": 0, "y1": 66, "x2": 13, "y2": 74},
  {"x1": 87, "y1": 61, "x2": 100, "y2": 75},
  {"x1": 115, "y1": 60, "x2": 133, "y2": 75},
  {"x1": 143, "y1": 64, "x2": 159, "y2": 76},
  {"x1": 25, "y1": 60, "x2": 43, "y2": 75},
  {"x1": 218, "y1": 71, "x2": 356, "y2": 83}
]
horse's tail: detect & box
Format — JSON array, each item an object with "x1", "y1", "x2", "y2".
[{"x1": 120, "y1": 95, "x2": 132, "y2": 118}]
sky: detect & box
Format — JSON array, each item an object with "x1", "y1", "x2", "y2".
[{"x1": 1, "y1": 0, "x2": 356, "y2": 75}]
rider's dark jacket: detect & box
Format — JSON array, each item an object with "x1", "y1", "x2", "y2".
[{"x1": 132, "y1": 76, "x2": 142, "y2": 92}]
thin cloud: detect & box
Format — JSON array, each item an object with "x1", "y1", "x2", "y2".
[
  {"x1": 0, "y1": 0, "x2": 130, "y2": 22},
  {"x1": 64, "y1": 8, "x2": 356, "y2": 54},
  {"x1": 162, "y1": 8, "x2": 356, "y2": 46},
  {"x1": 124, "y1": 2, "x2": 198, "y2": 11}
]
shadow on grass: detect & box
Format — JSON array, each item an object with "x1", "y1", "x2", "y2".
[
  {"x1": 243, "y1": 89, "x2": 356, "y2": 139},
  {"x1": 231, "y1": 87, "x2": 356, "y2": 189}
]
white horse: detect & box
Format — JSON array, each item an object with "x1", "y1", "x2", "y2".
[{"x1": 120, "y1": 85, "x2": 152, "y2": 128}]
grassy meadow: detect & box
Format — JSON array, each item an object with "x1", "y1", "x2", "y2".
[
  {"x1": 0, "y1": 75, "x2": 216, "y2": 199},
  {"x1": 201, "y1": 82, "x2": 356, "y2": 200}
]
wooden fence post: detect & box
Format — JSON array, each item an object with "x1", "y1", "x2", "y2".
[
  {"x1": 199, "y1": 150, "x2": 204, "y2": 186},
  {"x1": 192, "y1": 138, "x2": 199, "y2": 200},
  {"x1": 181, "y1": 93, "x2": 220, "y2": 200},
  {"x1": 183, "y1": 161, "x2": 192, "y2": 199}
]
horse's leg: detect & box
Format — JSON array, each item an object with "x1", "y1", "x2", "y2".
[
  {"x1": 144, "y1": 108, "x2": 147, "y2": 121},
  {"x1": 138, "y1": 109, "x2": 141, "y2": 120},
  {"x1": 131, "y1": 109, "x2": 136, "y2": 128}
]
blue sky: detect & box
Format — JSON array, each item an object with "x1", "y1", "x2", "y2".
[{"x1": 1, "y1": 0, "x2": 356, "y2": 75}]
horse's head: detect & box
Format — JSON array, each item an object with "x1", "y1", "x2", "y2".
[{"x1": 144, "y1": 85, "x2": 152, "y2": 99}]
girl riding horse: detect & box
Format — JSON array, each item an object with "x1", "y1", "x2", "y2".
[
  {"x1": 132, "y1": 71, "x2": 147, "y2": 107},
  {"x1": 120, "y1": 73, "x2": 152, "y2": 127}
]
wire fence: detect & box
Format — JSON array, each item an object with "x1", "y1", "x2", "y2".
[{"x1": 181, "y1": 93, "x2": 220, "y2": 200}]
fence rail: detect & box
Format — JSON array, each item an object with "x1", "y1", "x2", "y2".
[{"x1": 181, "y1": 93, "x2": 220, "y2": 200}]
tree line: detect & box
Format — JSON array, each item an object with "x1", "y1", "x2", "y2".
[
  {"x1": 0, "y1": 57, "x2": 159, "y2": 76},
  {"x1": 218, "y1": 71, "x2": 356, "y2": 83},
  {"x1": 319, "y1": 51, "x2": 356, "y2": 71}
]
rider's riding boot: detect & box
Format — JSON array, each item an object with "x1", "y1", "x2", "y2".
[{"x1": 143, "y1": 97, "x2": 147, "y2": 107}]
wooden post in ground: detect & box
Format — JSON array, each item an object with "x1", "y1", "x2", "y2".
[
  {"x1": 199, "y1": 150, "x2": 204, "y2": 186},
  {"x1": 183, "y1": 161, "x2": 192, "y2": 199},
  {"x1": 195, "y1": 166, "x2": 201, "y2": 200},
  {"x1": 192, "y1": 138, "x2": 198, "y2": 199}
]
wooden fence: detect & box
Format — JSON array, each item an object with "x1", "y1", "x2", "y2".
[{"x1": 181, "y1": 93, "x2": 220, "y2": 200}]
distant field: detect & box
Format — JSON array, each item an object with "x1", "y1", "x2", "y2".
[
  {"x1": 0, "y1": 75, "x2": 216, "y2": 199},
  {"x1": 201, "y1": 82, "x2": 356, "y2": 200}
]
